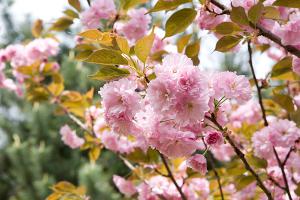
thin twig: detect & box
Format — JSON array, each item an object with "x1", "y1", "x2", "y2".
[
  {"x1": 247, "y1": 41, "x2": 268, "y2": 126},
  {"x1": 268, "y1": 176, "x2": 285, "y2": 190},
  {"x1": 202, "y1": 138, "x2": 224, "y2": 200},
  {"x1": 159, "y1": 153, "x2": 187, "y2": 200},
  {"x1": 208, "y1": 154, "x2": 224, "y2": 200},
  {"x1": 205, "y1": 115, "x2": 274, "y2": 200},
  {"x1": 209, "y1": 0, "x2": 300, "y2": 58},
  {"x1": 283, "y1": 147, "x2": 295, "y2": 166},
  {"x1": 273, "y1": 147, "x2": 293, "y2": 200}
]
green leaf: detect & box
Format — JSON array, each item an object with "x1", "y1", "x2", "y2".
[
  {"x1": 273, "y1": 94, "x2": 295, "y2": 112},
  {"x1": 134, "y1": 28, "x2": 155, "y2": 63},
  {"x1": 68, "y1": 0, "x2": 81, "y2": 12},
  {"x1": 295, "y1": 183, "x2": 300, "y2": 196},
  {"x1": 263, "y1": 6, "x2": 281, "y2": 20},
  {"x1": 177, "y1": 34, "x2": 192, "y2": 53},
  {"x1": 88, "y1": 66, "x2": 130, "y2": 81},
  {"x1": 246, "y1": 154, "x2": 268, "y2": 169},
  {"x1": 121, "y1": 0, "x2": 148, "y2": 10},
  {"x1": 185, "y1": 41, "x2": 200, "y2": 58},
  {"x1": 215, "y1": 35, "x2": 241, "y2": 52},
  {"x1": 230, "y1": 6, "x2": 249, "y2": 26},
  {"x1": 215, "y1": 22, "x2": 242, "y2": 35},
  {"x1": 148, "y1": 0, "x2": 192, "y2": 13},
  {"x1": 164, "y1": 8, "x2": 197, "y2": 38},
  {"x1": 84, "y1": 49, "x2": 128, "y2": 65},
  {"x1": 273, "y1": 0, "x2": 300, "y2": 8},
  {"x1": 235, "y1": 175, "x2": 256, "y2": 190},
  {"x1": 75, "y1": 50, "x2": 93, "y2": 61},
  {"x1": 248, "y1": 2, "x2": 264, "y2": 25},
  {"x1": 290, "y1": 109, "x2": 300, "y2": 127},
  {"x1": 50, "y1": 17, "x2": 73, "y2": 31},
  {"x1": 79, "y1": 29, "x2": 103, "y2": 40},
  {"x1": 126, "y1": 148, "x2": 159, "y2": 164},
  {"x1": 271, "y1": 56, "x2": 292, "y2": 78},
  {"x1": 116, "y1": 36, "x2": 130, "y2": 55},
  {"x1": 63, "y1": 9, "x2": 79, "y2": 19}
]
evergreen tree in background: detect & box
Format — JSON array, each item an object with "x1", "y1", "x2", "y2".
[{"x1": 0, "y1": 2, "x2": 129, "y2": 199}]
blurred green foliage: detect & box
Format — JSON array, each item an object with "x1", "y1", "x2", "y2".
[{"x1": 0, "y1": 2, "x2": 129, "y2": 199}]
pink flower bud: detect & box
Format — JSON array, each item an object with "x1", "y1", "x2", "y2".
[{"x1": 205, "y1": 131, "x2": 223, "y2": 147}]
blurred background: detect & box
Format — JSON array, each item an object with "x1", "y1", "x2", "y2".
[{"x1": 0, "y1": 0, "x2": 274, "y2": 199}]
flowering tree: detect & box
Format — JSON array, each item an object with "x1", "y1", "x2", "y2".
[{"x1": 1, "y1": 0, "x2": 300, "y2": 199}]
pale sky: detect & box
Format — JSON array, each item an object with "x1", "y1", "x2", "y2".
[{"x1": 2, "y1": 0, "x2": 273, "y2": 78}]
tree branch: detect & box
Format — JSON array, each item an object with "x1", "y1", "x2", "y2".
[
  {"x1": 247, "y1": 41, "x2": 268, "y2": 126},
  {"x1": 206, "y1": 115, "x2": 274, "y2": 200},
  {"x1": 159, "y1": 153, "x2": 188, "y2": 200},
  {"x1": 273, "y1": 147, "x2": 293, "y2": 200},
  {"x1": 209, "y1": 0, "x2": 300, "y2": 58},
  {"x1": 208, "y1": 154, "x2": 224, "y2": 200}
]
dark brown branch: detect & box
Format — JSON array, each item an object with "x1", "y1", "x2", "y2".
[
  {"x1": 247, "y1": 41, "x2": 269, "y2": 126},
  {"x1": 209, "y1": 0, "x2": 300, "y2": 58},
  {"x1": 208, "y1": 154, "x2": 224, "y2": 200},
  {"x1": 159, "y1": 153, "x2": 188, "y2": 200},
  {"x1": 273, "y1": 147, "x2": 293, "y2": 200},
  {"x1": 202, "y1": 138, "x2": 224, "y2": 200},
  {"x1": 205, "y1": 115, "x2": 274, "y2": 200},
  {"x1": 282, "y1": 147, "x2": 295, "y2": 166},
  {"x1": 268, "y1": 176, "x2": 285, "y2": 190},
  {"x1": 87, "y1": 0, "x2": 91, "y2": 6}
]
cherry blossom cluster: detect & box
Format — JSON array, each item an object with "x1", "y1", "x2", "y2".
[{"x1": 0, "y1": 38, "x2": 59, "y2": 96}]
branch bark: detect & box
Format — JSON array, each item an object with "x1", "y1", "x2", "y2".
[
  {"x1": 159, "y1": 153, "x2": 188, "y2": 200},
  {"x1": 209, "y1": 0, "x2": 300, "y2": 58},
  {"x1": 273, "y1": 147, "x2": 293, "y2": 200},
  {"x1": 247, "y1": 41, "x2": 268, "y2": 126},
  {"x1": 206, "y1": 115, "x2": 274, "y2": 200}
]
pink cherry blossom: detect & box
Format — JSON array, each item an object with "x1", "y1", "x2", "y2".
[
  {"x1": 26, "y1": 38, "x2": 59, "y2": 62},
  {"x1": 211, "y1": 143, "x2": 235, "y2": 162},
  {"x1": 99, "y1": 78, "x2": 141, "y2": 135},
  {"x1": 197, "y1": 7, "x2": 226, "y2": 30},
  {"x1": 115, "y1": 8, "x2": 151, "y2": 43},
  {"x1": 147, "y1": 54, "x2": 210, "y2": 126},
  {"x1": 294, "y1": 94, "x2": 300, "y2": 107},
  {"x1": 186, "y1": 154, "x2": 207, "y2": 174},
  {"x1": 204, "y1": 131, "x2": 223, "y2": 147},
  {"x1": 230, "y1": 100, "x2": 262, "y2": 128},
  {"x1": 59, "y1": 125, "x2": 84, "y2": 149},
  {"x1": 273, "y1": 14, "x2": 300, "y2": 47},
  {"x1": 184, "y1": 178, "x2": 210, "y2": 200},
  {"x1": 293, "y1": 56, "x2": 300, "y2": 75},
  {"x1": 148, "y1": 122, "x2": 200, "y2": 158},
  {"x1": 212, "y1": 71, "x2": 252, "y2": 103},
  {"x1": 81, "y1": 0, "x2": 117, "y2": 29},
  {"x1": 252, "y1": 119, "x2": 300, "y2": 160},
  {"x1": 113, "y1": 175, "x2": 137, "y2": 197}
]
